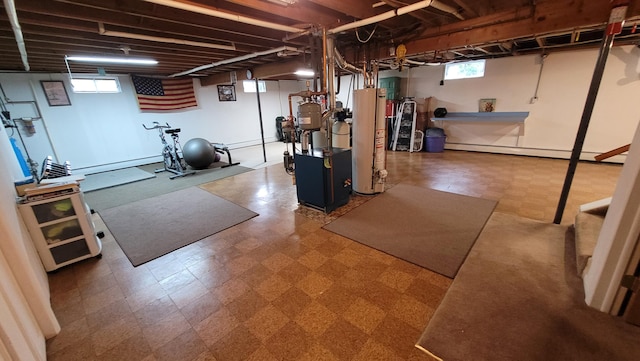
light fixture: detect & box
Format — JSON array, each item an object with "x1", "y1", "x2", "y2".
[
  {"x1": 294, "y1": 69, "x2": 314, "y2": 77},
  {"x1": 266, "y1": 0, "x2": 297, "y2": 5},
  {"x1": 65, "y1": 56, "x2": 158, "y2": 65}
]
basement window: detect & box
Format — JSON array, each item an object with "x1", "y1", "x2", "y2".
[
  {"x1": 444, "y1": 60, "x2": 486, "y2": 80},
  {"x1": 70, "y1": 77, "x2": 121, "y2": 93},
  {"x1": 242, "y1": 80, "x2": 266, "y2": 93}
]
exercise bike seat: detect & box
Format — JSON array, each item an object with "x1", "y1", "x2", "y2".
[{"x1": 165, "y1": 128, "x2": 181, "y2": 134}]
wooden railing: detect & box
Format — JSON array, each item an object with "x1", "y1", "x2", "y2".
[{"x1": 594, "y1": 144, "x2": 630, "y2": 162}]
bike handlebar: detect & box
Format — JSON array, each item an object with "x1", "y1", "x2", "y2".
[{"x1": 142, "y1": 121, "x2": 171, "y2": 130}]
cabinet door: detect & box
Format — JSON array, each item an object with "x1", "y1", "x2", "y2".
[
  {"x1": 50, "y1": 239, "x2": 91, "y2": 264},
  {"x1": 40, "y1": 218, "x2": 84, "y2": 244},
  {"x1": 31, "y1": 197, "x2": 76, "y2": 223}
]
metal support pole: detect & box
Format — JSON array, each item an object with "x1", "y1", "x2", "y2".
[
  {"x1": 553, "y1": 29, "x2": 617, "y2": 224},
  {"x1": 255, "y1": 78, "x2": 267, "y2": 163}
]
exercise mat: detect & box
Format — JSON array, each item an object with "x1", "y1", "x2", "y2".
[
  {"x1": 83, "y1": 162, "x2": 252, "y2": 211},
  {"x1": 100, "y1": 186, "x2": 258, "y2": 266},
  {"x1": 324, "y1": 183, "x2": 497, "y2": 278}
]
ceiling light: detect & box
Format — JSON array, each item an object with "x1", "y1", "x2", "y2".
[
  {"x1": 294, "y1": 69, "x2": 314, "y2": 77},
  {"x1": 266, "y1": 0, "x2": 297, "y2": 5},
  {"x1": 65, "y1": 56, "x2": 158, "y2": 65}
]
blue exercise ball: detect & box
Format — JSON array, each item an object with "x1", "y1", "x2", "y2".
[{"x1": 183, "y1": 138, "x2": 215, "y2": 169}]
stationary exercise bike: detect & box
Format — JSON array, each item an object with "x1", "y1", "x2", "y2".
[{"x1": 143, "y1": 122, "x2": 195, "y2": 179}]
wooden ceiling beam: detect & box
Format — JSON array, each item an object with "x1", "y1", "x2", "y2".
[
  {"x1": 400, "y1": 0, "x2": 640, "y2": 58},
  {"x1": 2, "y1": 28, "x2": 236, "y2": 62},
  {"x1": 23, "y1": 0, "x2": 288, "y2": 45},
  {"x1": 307, "y1": 0, "x2": 382, "y2": 19},
  {"x1": 450, "y1": 0, "x2": 478, "y2": 18},
  {"x1": 222, "y1": 0, "x2": 344, "y2": 27},
  {"x1": 200, "y1": 58, "x2": 306, "y2": 86},
  {"x1": 306, "y1": 0, "x2": 406, "y2": 29},
  {"x1": 13, "y1": 9, "x2": 284, "y2": 51}
]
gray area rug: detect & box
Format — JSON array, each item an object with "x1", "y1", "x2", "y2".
[
  {"x1": 81, "y1": 167, "x2": 156, "y2": 192},
  {"x1": 416, "y1": 212, "x2": 640, "y2": 361},
  {"x1": 83, "y1": 162, "x2": 252, "y2": 211},
  {"x1": 323, "y1": 183, "x2": 497, "y2": 278},
  {"x1": 100, "y1": 186, "x2": 258, "y2": 266}
]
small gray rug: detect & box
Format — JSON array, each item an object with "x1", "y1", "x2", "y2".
[
  {"x1": 100, "y1": 187, "x2": 258, "y2": 266},
  {"x1": 323, "y1": 184, "x2": 497, "y2": 278},
  {"x1": 81, "y1": 167, "x2": 156, "y2": 192}
]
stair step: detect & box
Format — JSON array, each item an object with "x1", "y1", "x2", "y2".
[{"x1": 574, "y1": 211, "x2": 605, "y2": 277}]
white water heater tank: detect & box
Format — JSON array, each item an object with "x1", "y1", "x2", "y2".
[{"x1": 352, "y1": 88, "x2": 387, "y2": 194}]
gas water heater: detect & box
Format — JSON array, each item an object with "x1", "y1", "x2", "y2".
[{"x1": 352, "y1": 88, "x2": 388, "y2": 194}]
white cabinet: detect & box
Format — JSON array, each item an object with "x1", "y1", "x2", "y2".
[{"x1": 18, "y1": 186, "x2": 102, "y2": 271}]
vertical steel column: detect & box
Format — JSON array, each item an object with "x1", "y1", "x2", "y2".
[
  {"x1": 255, "y1": 78, "x2": 267, "y2": 163},
  {"x1": 553, "y1": 2, "x2": 628, "y2": 224}
]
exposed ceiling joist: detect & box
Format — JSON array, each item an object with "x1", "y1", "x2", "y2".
[{"x1": 1, "y1": 0, "x2": 639, "y2": 78}]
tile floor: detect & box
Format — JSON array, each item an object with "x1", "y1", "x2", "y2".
[{"x1": 46, "y1": 146, "x2": 622, "y2": 360}]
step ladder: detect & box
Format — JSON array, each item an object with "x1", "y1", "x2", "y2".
[{"x1": 391, "y1": 99, "x2": 418, "y2": 152}]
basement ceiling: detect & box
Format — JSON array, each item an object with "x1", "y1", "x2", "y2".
[{"x1": 1, "y1": 0, "x2": 640, "y2": 81}]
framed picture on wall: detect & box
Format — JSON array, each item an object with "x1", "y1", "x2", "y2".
[
  {"x1": 479, "y1": 98, "x2": 496, "y2": 112},
  {"x1": 217, "y1": 85, "x2": 236, "y2": 101},
  {"x1": 41, "y1": 80, "x2": 71, "y2": 106}
]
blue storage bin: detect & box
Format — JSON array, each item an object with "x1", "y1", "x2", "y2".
[
  {"x1": 424, "y1": 127, "x2": 446, "y2": 152},
  {"x1": 425, "y1": 136, "x2": 446, "y2": 152}
]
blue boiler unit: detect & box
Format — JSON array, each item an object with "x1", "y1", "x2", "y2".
[{"x1": 294, "y1": 147, "x2": 352, "y2": 213}]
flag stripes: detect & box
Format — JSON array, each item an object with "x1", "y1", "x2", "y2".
[{"x1": 132, "y1": 75, "x2": 198, "y2": 111}]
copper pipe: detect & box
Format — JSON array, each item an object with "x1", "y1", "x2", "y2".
[{"x1": 322, "y1": 28, "x2": 327, "y2": 93}]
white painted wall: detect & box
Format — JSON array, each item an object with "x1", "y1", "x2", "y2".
[
  {"x1": 0, "y1": 125, "x2": 60, "y2": 360},
  {"x1": 1, "y1": 45, "x2": 638, "y2": 178},
  {"x1": 0, "y1": 74, "x2": 305, "y2": 175},
  {"x1": 334, "y1": 45, "x2": 640, "y2": 161}
]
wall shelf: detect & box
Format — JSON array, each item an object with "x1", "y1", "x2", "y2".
[
  {"x1": 431, "y1": 112, "x2": 529, "y2": 123},
  {"x1": 431, "y1": 112, "x2": 530, "y2": 146}
]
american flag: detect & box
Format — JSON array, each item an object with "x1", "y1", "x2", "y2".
[{"x1": 132, "y1": 75, "x2": 198, "y2": 111}]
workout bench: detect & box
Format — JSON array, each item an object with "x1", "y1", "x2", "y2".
[{"x1": 212, "y1": 143, "x2": 240, "y2": 168}]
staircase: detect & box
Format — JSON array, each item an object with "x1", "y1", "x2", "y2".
[
  {"x1": 575, "y1": 145, "x2": 626, "y2": 278},
  {"x1": 574, "y1": 198, "x2": 610, "y2": 277}
]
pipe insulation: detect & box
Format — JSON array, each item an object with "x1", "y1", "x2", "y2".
[
  {"x1": 98, "y1": 22, "x2": 236, "y2": 51},
  {"x1": 4, "y1": 0, "x2": 29, "y2": 71},
  {"x1": 430, "y1": 0, "x2": 465, "y2": 20},
  {"x1": 329, "y1": 0, "x2": 464, "y2": 34},
  {"x1": 334, "y1": 49, "x2": 363, "y2": 74},
  {"x1": 144, "y1": 0, "x2": 305, "y2": 33},
  {"x1": 170, "y1": 46, "x2": 300, "y2": 77}
]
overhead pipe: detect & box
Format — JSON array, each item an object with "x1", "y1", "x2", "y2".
[
  {"x1": 144, "y1": 0, "x2": 305, "y2": 33},
  {"x1": 98, "y1": 22, "x2": 236, "y2": 51},
  {"x1": 334, "y1": 48, "x2": 362, "y2": 74},
  {"x1": 326, "y1": 36, "x2": 336, "y2": 145},
  {"x1": 430, "y1": 0, "x2": 465, "y2": 20},
  {"x1": 4, "y1": 0, "x2": 29, "y2": 71},
  {"x1": 170, "y1": 46, "x2": 300, "y2": 77},
  {"x1": 322, "y1": 28, "x2": 327, "y2": 93},
  {"x1": 328, "y1": 0, "x2": 464, "y2": 35},
  {"x1": 328, "y1": 8, "x2": 398, "y2": 34}
]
